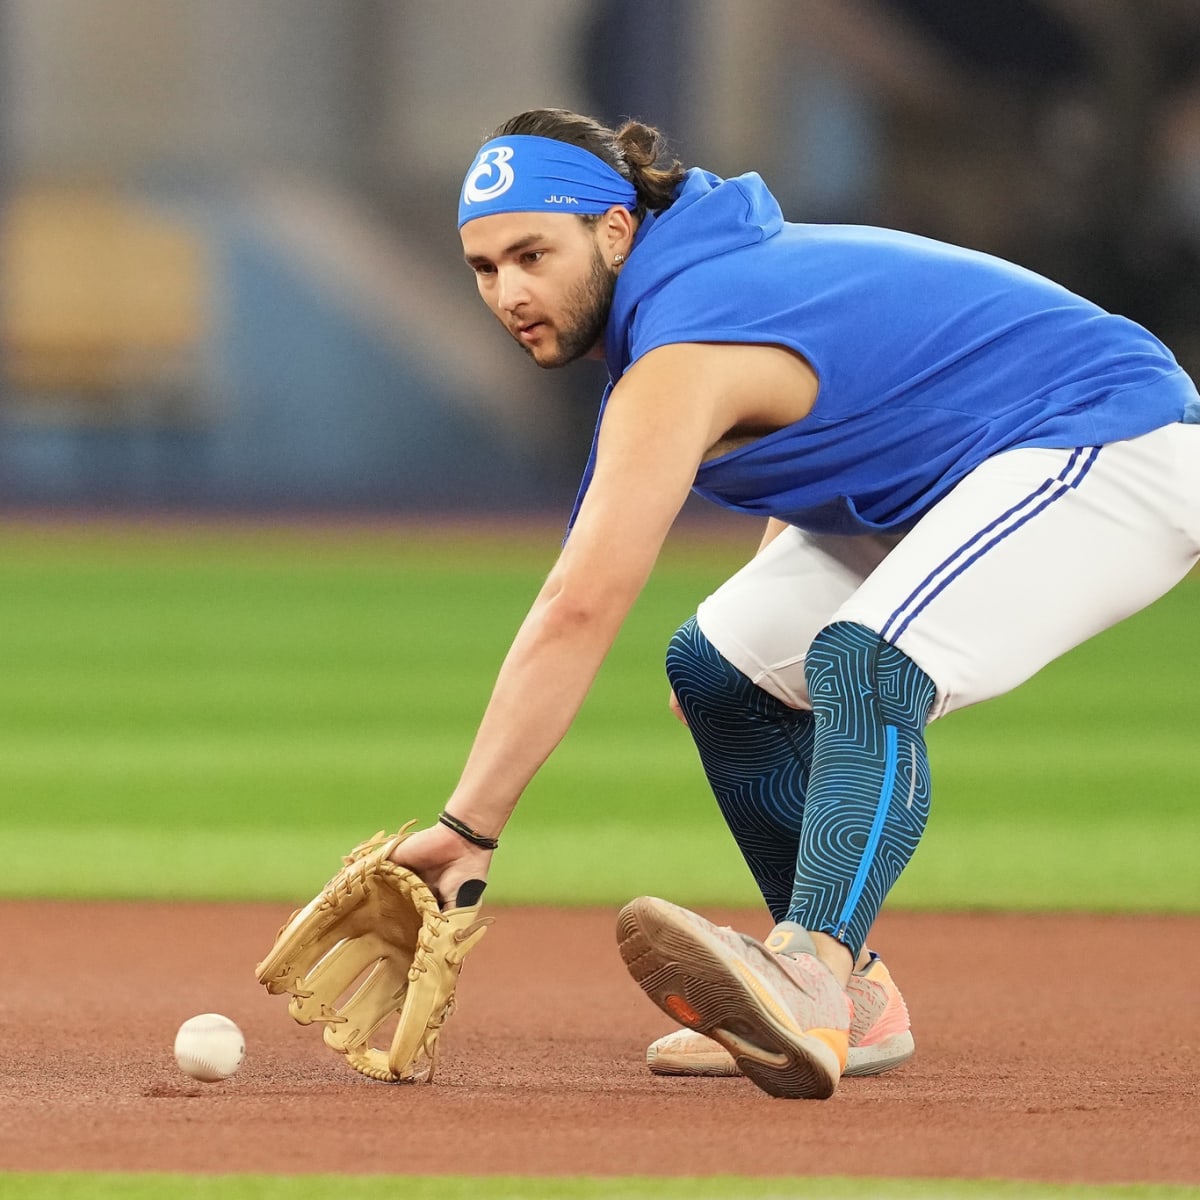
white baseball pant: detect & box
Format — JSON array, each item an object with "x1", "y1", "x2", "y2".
[{"x1": 696, "y1": 421, "x2": 1200, "y2": 720}]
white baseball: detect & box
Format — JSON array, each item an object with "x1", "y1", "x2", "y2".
[{"x1": 174, "y1": 1013, "x2": 245, "y2": 1082}]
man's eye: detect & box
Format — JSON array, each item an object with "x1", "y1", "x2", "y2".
[{"x1": 522, "y1": 251, "x2": 544, "y2": 265}]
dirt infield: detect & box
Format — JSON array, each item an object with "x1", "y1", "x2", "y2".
[{"x1": 3, "y1": 900, "x2": 1197, "y2": 1185}]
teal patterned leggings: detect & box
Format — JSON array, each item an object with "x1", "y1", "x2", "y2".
[{"x1": 666, "y1": 616, "x2": 934, "y2": 956}]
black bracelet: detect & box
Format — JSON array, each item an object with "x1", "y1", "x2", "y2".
[{"x1": 438, "y1": 811, "x2": 500, "y2": 850}]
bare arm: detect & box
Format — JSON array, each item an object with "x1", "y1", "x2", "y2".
[
  {"x1": 392, "y1": 341, "x2": 816, "y2": 896},
  {"x1": 443, "y1": 344, "x2": 745, "y2": 835}
]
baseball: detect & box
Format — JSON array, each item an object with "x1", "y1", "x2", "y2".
[{"x1": 173, "y1": 1013, "x2": 245, "y2": 1082}]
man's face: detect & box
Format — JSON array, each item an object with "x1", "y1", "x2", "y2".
[{"x1": 461, "y1": 212, "x2": 618, "y2": 368}]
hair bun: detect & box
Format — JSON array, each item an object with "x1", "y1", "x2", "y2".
[
  {"x1": 490, "y1": 109, "x2": 686, "y2": 215},
  {"x1": 614, "y1": 120, "x2": 662, "y2": 167}
]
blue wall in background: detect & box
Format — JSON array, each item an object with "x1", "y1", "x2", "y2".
[{"x1": 0, "y1": 210, "x2": 555, "y2": 512}]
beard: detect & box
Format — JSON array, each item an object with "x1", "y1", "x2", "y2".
[{"x1": 523, "y1": 243, "x2": 617, "y2": 368}]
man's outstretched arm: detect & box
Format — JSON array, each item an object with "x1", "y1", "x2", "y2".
[{"x1": 389, "y1": 341, "x2": 812, "y2": 898}]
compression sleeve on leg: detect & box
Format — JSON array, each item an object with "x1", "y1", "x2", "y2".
[
  {"x1": 666, "y1": 615, "x2": 815, "y2": 921},
  {"x1": 790, "y1": 620, "x2": 935, "y2": 956}
]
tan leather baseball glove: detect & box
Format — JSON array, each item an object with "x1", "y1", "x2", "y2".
[{"x1": 255, "y1": 823, "x2": 492, "y2": 1082}]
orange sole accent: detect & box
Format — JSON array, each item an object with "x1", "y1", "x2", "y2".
[
  {"x1": 808, "y1": 1027, "x2": 850, "y2": 1072},
  {"x1": 664, "y1": 994, "x2": 703, "y2": 1026}
]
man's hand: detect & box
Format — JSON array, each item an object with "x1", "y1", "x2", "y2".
[
  {"x1": 255, "y1": 823, "x2": 493, "y2": 1083},
  {"x1": 387, "y1": 821, "x2": 495, "y2": 909},
  {"x1": 668, "y1": 688, "x2": 688, "y2": 726}
]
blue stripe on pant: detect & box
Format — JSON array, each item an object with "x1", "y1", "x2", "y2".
[{"x1": 881, "y1": 446, "x2": 1100, "y2": 642}]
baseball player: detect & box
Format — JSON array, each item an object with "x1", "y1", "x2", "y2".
[{"x1": 388, "y1": 108, "x2": 1200, "y2": 1099}]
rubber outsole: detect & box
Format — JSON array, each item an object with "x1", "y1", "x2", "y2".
[
  {"x1": 647, "y1": 1028, "x2": 915, "y2": 1078},
  {"x1": 843, "y1": 1030, "x2": 916, "y2": 1077},
  {"x1": 645, "y1": 1041, "x2": 740, "y2": 1077},
  {"x1": 617, "y1": 897, "x2": 842, "y2": 1100}
]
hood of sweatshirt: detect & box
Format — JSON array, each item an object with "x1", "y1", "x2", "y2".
[{"x1": 604, "y1": 167, "x2": 785, "y2": 378}]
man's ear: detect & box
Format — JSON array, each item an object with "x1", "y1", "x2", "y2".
[{"x1": 601, "y1": 205, "x2": 638, "y2": 258}]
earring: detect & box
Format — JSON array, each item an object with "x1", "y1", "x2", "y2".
[{"x1": 613, "y1": 253, "x2": 625, "y2": 266}]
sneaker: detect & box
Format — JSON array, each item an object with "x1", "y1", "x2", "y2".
[
  {"x1": 617, "y1": 896, "x2": 850, "y2": 1100},
  {"x1": 646, "y1": 949, "x2": 914, "y2": 1078},
  {"x1": 844, "y1": 953, "x2": 915, "y2": 1075},
  {"x1": 645, "y1": 1026, "x2": 742, "y2": 1077}
]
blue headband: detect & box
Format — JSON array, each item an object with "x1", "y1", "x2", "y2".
[{"x1": 458, "y1": 134, "x2": 637, "y2": 229}]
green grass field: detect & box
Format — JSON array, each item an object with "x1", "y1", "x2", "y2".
[
  {"x1": 3, "y1": 518, "x2": 1196, "y2": 1200},
  {"x1": 0, "y1": 518, "x2": 1195, "y2": 911},
  {"x1": 5, "y1": 1174, "x2": 1198, "y2": 1200}
]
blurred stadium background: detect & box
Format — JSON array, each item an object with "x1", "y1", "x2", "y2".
[
  {"x1": 0, "y1": 1, "x2": 1196, "y2": 910},
  {"x1": 3, "y1": 0, "x2": 1200, "y2": 512}
]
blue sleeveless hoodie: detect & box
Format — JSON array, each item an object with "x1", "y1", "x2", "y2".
[{"x1": 568, "y1": 168, "x2": 1198, "y2": 537}]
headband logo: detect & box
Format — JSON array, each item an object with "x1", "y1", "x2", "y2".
[{"x1": 462, "y1": 146, "x2": 515, "y2": 205}]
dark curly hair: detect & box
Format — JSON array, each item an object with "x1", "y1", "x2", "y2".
[{"x1": 489, "y1": 108, "x2": 686, "y2": 221}]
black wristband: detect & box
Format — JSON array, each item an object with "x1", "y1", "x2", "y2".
[{"x1": 438, "y1": 811, "x2": 500, "y2": 850}]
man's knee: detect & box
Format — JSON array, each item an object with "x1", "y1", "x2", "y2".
[
  {"x1": 805, "y1": 621, "x2": 935, "y2": 730},
  {"x1": 665, "y1": 615, "x2": 725, "y2": 701},
  {"x1": 667, "y1": 615, "x2": 802, "y2": 722}
]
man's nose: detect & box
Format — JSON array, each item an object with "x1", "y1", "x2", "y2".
[{"x1": 496, "y1": 268, "x2": 530, "y2": 313}]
